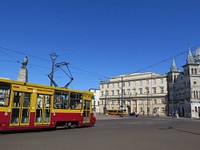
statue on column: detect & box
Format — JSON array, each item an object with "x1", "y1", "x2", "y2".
[
  {"x1": 17, "y1": 56, "x2": 28, "y2": 82},
  {"x1": 22, "y1": 56, "x2": 28, "y2": 68}
]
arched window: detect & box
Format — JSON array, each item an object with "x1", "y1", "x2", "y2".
[
  {"x1": 195, "y1": 68, "x2": 197, "y2": 75},
  {"x1": 195, "y1": 106, "x2": 197, "y2": 112},
  {"x1": 191, "y1": 68, "x2": 194, "y2": 74}
]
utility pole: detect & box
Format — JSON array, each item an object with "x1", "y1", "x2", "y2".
[
  {"x1": 50, "y1": 53, "x2": 58, "y2": 86},
  {"x1": 104, "y1": 90, "x2": 107, "y2": 114},
  {"x1": 147, "y1": 90, "x2": 150, "y2": 116},
  {"x1": 120, "y1": 77, "x2": 124, "y2": 116},
  {"x1": 171, "y1": 83, "x2": 174, "y2": 117}
]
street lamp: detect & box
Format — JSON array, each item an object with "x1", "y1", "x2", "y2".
[
  {"x1": 147, "y1": 90, "x2": 150, "y2": 116},
  {"x1": 120, "y1": 77, "x2": 124, "y2": 116},
  {"x1": 171, "y1": 83, "x2": 174, "y2": 117},
  {"x1": 104, "y1": 91, "x2": 107, "y2": 114}
]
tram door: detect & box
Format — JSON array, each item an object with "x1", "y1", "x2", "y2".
[
  {"x1": 35, "y1": 94, "x2": 51, "y2": 125},
  {"x1": 10, "y1": 91, "x2": 31, "y2": 126},
  {"x1": 83, "y1": 100, "x2": 90, "y2": 123}
]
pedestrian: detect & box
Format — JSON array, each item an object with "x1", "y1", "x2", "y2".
[{"x1": 135, "y1": 112, "x2": 139, "y2": 118}]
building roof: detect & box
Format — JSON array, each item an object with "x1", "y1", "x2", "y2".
[
  {"x1": 193, "y1": 46, "x2": 200, "y2": 63},
  {"x1": 186, "y1": 48, "x2": 195, "y2": 64},
  {"x1": 170, "y1": 59, "x2": 178, "y2": 72}
]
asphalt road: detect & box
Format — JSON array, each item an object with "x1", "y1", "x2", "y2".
[{"x1": 0, "y1": 116, "x2": 200, "y2": 150}]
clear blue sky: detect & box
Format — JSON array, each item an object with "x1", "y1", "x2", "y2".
[{"x1": 0, "y1": 0, "x2": 200, "y2": 90}]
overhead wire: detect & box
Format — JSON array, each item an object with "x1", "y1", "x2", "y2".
[
  {"x1": 0, "y1": 46, "x2": 50, "y2": 62},
  {"x1": 0, "y1": 45, "x2": 110, "y2": 79},
  {"x1": 135, "y1": 51, "x2": 188, "y2": 73},
  {"x1": 1, "y1": 44, "x2": 200, "y2": 81}
]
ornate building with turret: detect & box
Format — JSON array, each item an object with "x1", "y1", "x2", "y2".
[{"x1": 167, "y1": 47, "x2": 200, "y2": 118}]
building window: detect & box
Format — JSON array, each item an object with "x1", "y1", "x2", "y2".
[
  {"x1": 161, "y1": 107, "x2": 165, "y2": 112},
  {"x1": 154, "y1": 99, "x2": 157, "y2": 104},
  {"x1": 111, "y1": 90, "x2": 114, "y2": 96},
  {"x1": 145, "y1": 87, "x2": 149, "y2": 94},
  {"x1": 127, "y1": 100, "x2": 130, "y2": 105},
  {"x1": 146, "y1": 80, "x2": 149, "y2": 85},
  {"x1": 161, "y1": 99, "x2": 165, "y2": 104},
  {"x1": 139, "y1": 88, "x2": 143, "y2": 94},
  {"x1": 102, "y1": 84, "x2": 104, "y2": 89},
  {"x1": 112, "y1": 100, "x2": 114, "y2": 105},
  {"x1": 153, "y1": 87, "x2": 156, "y2": 94},
  {"x1": 140, "y1": 81, "x2": 143, "y2": 86},
  {"x1": 123, "y1": 90, "x2": 125, "y2": 95},
  {"x1": 127, "y1": 89, "x2": 131, "y2": 95},
  {"x1": 195, "y1": 68, "x2": 197, "y2": 75},
  {"x1": 140, "y1": 100, "x2": 143, "y2": 104},
  {"x1": 153, "y1": 79, "x2": 156, "y2": 85},
  {"x1": 140, "y1": 107, "x2": 143, "y2": 112},
  {"x1": 160, "y1": 87, "x2": 164, "y2": 93},
  {"x1": 160, "y1": 78, "x2": 164, "y2": 84},
  {"x1": 195, "y1": 106, "x2": 197, "y2": 112},
  {"x1": 132, "y1": 100, "x2": 136, "y2": 104},
  {"x1": 128, "y1": 81, "x2": 131, "y2": 86},
  {"x1": 118, "y1": 99, "x2": 120, "y2": 104},
  {"x1": 133, "y1": 81, "x2": 136, "y2": 86},
  {"x1": 133, "y1": 89, "x2": 136, "y2": 95},
  {"x1": 101, "y1": 91, "x2": 104, "y2": 96},
  {"x1": 107, "y1": 84, "x2": 109, "y2": 88},
  {"x1": 117, "y1": 90, "x2": 120, "y2": 95},
  {"x1": 112, "y1": 83, "x2": 115, "y2": 88},
  {"x1": 118, "y1": 83, "x2": 120, "y2": 87},
  {"x1": 105, "y1": 90, "x2": 109, "y2": 96}
]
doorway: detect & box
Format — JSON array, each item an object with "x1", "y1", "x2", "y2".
[
  {"x1": 35, "y1": 94, "x2": 51, "y2": 125},
  {"x1": 83, "y1": 100, "x2": 90, "y2": 124},
  {"x1": 10, "y1": 91, "x2": 31, "y2": 126}
]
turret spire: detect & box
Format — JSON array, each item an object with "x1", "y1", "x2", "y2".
[
  {"x1": 186, "y1": 45, "x2": 195, "y2": 64},
  {"x1": 170, "y1": 58, "x2": 177, "y2": 72}
]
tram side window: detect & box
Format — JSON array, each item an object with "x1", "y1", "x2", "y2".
[
  {"x1": 54, "y1": 91, "x2": 69, "y2": 109},
  {"x1": 13, "y1": 92, "x2": 21, "y2": 107},
  {"x1": 23, "y1": 93, "x2": 30, "y2": 107},
  {"x1": 0, "y1": 83, "x2": 11, "y2": 107},
  {"x1": 45, "y1": 95, "x2": 51, "y2": 108},
  {"x1": 37, "y1": 95, "x2": 44, "y2": 108},
  {"x1": 70, "y1": 93, "x2": 82, "y2": 110}
]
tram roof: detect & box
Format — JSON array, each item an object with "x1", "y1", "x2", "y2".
[{"x1": 0, "y1": 78, "x2": 92, "y2": 95}]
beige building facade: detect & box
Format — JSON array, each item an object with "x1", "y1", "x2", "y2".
[{"x1": 99, "y1": 72, "x2": 168, "y2": 116}]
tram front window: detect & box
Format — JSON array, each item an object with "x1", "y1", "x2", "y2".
[{"x1": 0, "y1": 82, "x2": 10, "y2": 107}]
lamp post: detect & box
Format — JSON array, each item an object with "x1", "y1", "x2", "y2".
[
  {"x1": 136, "y1": 93, "x2": 138, "y2": 114},
  {"x1": 171, "y1": 83, "x2": 174, "y2": 117},
  {"x1": 104, "y1": 91, "x2": 107, "y2": 114},
  {"x1": 120, "y1": 77, "x2": 124, "y2": 116},
  {"x1": 147, "y1": 90, "x2": 150, "y2": 116}
]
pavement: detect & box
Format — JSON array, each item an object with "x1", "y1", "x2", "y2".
[
  {"x1": 95, "y1": 114, "x2": 200, "y2": 121},
  {"x1": 95, "y1": 114, "x2": 124, "y2": 120}
]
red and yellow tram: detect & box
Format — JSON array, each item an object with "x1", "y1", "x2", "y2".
[{"x1": 0, "y1": 78, "x2": 96, "y2": 131}]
